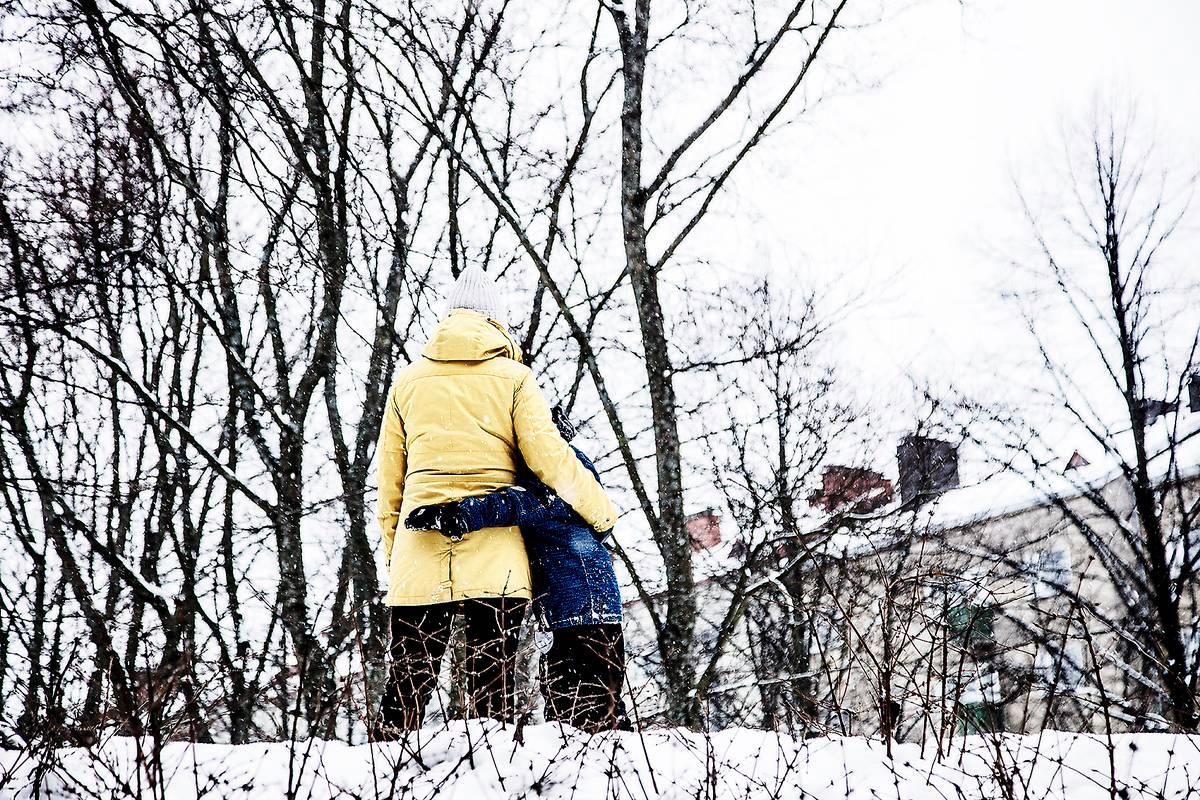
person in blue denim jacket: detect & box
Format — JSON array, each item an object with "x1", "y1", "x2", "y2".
[{"x1": 405, "y1": 409, "x2": 630, "y2": 731}]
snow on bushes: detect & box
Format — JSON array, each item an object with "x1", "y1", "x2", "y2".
[{"x1": 2, "y1": 723, "x2": 1199, "y2": 799}]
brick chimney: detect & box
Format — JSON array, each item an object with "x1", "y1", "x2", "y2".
[
  {"x1": 808, "y1": 465, "x2": 894, "y2": 514},
  {"x1": 1140, "y1": 398, "x2": 1178, "y2": 426},
  {"x1": 687, "y1": 508, "x2": 721, "y2": 551},
  {"x1": 1064, "y1": 450, "x2": 1089, "y2": 471},
  {"x1": 896, "y1": 435, "x2": 960, "y2": 506}
]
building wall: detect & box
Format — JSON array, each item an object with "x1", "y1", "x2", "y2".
[
  {"x1": 827, "y1": 472, "x2": 1199, "y2": 739},
  {"x1": 619, "y1": 471, "x2": 1199, "y2": 738}
]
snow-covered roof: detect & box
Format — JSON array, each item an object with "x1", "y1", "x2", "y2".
[
  {"x1": 804, "y1": 412, "x2": 1200, "y2": 562},
  {"x1": 616, "y1": 413, "x2": 1200, "y2": 585},
  {"x1": 926, "y1": 413, "x2": 1200, "y2": 531}
]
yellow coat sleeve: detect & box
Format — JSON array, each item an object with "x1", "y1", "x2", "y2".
[
  {"x1": 376, "y1": 386, "x2": 407, "y2": 566},
  {"x1": 513, "y1": 374, "x2": 618, "y2": 533}
]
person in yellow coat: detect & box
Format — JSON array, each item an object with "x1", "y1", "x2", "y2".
[{"x1": 375, "y1": 264, "x2": 617, "y2": 731}]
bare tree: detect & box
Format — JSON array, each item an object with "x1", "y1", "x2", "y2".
[
  {"x1": 0, "y1": 0, "x2": 454, "y2": 741},
  {"x1": 386, "y1": 0, "x2": 863, "y2": 726},
  {"x1": 998, "y1": 109, "x2": 1200, "y2": 730}
]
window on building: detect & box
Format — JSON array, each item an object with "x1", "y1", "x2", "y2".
[
  {"x1": 957, "y1": 701, "x2": 1005, "y2": 734},
  {"x1": 947, "y1": 603, "x2": 995, "y2": 644},
  {"x1": 1029, "y1": 544, "x2": 1072, "y2": 599},
  {"x1": 825, "y1": 707, "x2": 856, "y2": 735},
  {"x1": 956, "y1": 671, "x2": 1004, "y2": 734},
  {"x1": 809, "y1": 613, "x2": 844, "y2": 656},
  {"x1": 882, "y1": 698, "x2": 902, "y2": 733},
  {"x1": 945, "y1": 572, "x2": 996, "y2": 644},
  {"x1": 1166, "y1": 524, "x2": 1200, "y2": 576},
  {"x1": 1036, "y1": 641, "x2": 1085, "y2": 690}
]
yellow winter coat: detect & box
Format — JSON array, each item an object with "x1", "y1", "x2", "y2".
[{"x1": 376, "y1": 309, "x2": 619, "y2": 606}]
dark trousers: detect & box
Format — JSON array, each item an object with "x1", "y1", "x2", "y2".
[
  {"x1": 543, "y1": 623, "x2": 631, "y2": 732},
  {"x1": 379, "y1": 598, "x2": 527, "y2": 730}
]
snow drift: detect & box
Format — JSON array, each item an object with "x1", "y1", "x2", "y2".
[{"x1": 3, "y1": 723, "x2": 1199, "y2": 799}]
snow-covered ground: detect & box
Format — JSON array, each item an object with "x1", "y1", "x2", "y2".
[{"x1": 2, "y1": 723, "x2": 1198, "y2": 799}]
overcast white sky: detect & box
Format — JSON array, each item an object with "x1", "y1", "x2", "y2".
[{"x1": 701, "y1": 0, "x2": 1200, "y2": 426}]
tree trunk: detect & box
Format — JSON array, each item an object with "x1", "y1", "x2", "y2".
[{"x1": 614, "y1": 0, "x2": 698, "y2": 725}]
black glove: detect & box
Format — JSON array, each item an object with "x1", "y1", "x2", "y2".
[
  {"x1": 551, "y1": 405, "x2": 577, "y2": 441},
  {"x1": 405, "y1": 504, "x2": 446, "y2": 532},
  {"x1": 445, "y1": 511, "x2": 469, "y2": 540},
  {"x1": 405, "y1": 503, "x2": 469, "y2": 541}
]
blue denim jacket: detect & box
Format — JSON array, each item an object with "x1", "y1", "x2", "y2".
[{"x1": 456, "y1": 448, "x2": 622, "y2": 629}]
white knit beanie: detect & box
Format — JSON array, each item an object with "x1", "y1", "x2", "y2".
[{"x1": 445, "y1": 263, "x2": 504, "y2": 323}]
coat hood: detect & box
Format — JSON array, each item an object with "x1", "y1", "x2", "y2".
[{"x1": 422, "y1": 309, "x2": 522, "y2": 363}]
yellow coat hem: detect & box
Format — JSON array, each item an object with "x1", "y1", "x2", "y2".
[{"x1": 385, "y1": 585, "x2": 533, "y2": 606}]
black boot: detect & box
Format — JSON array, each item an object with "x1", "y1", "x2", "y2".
[{"x1": 543, "y1": 624, "x2": 630, "y2": 732}]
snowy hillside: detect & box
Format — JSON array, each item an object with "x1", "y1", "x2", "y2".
[{"x1": 3, "y1": 724, "x2": 1198, "y2": 800}]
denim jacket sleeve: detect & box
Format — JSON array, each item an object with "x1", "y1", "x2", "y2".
[
  {"x1": 456, "y1": 447, "x2": 610, "y2": 542},
  {"x1": 457, "y1": 486, "x2": 570, "y2": 533}
]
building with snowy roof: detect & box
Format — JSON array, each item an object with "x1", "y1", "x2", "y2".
[{"x1": 618, "y1": 378, "x2": 1200, "y2": 738}]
